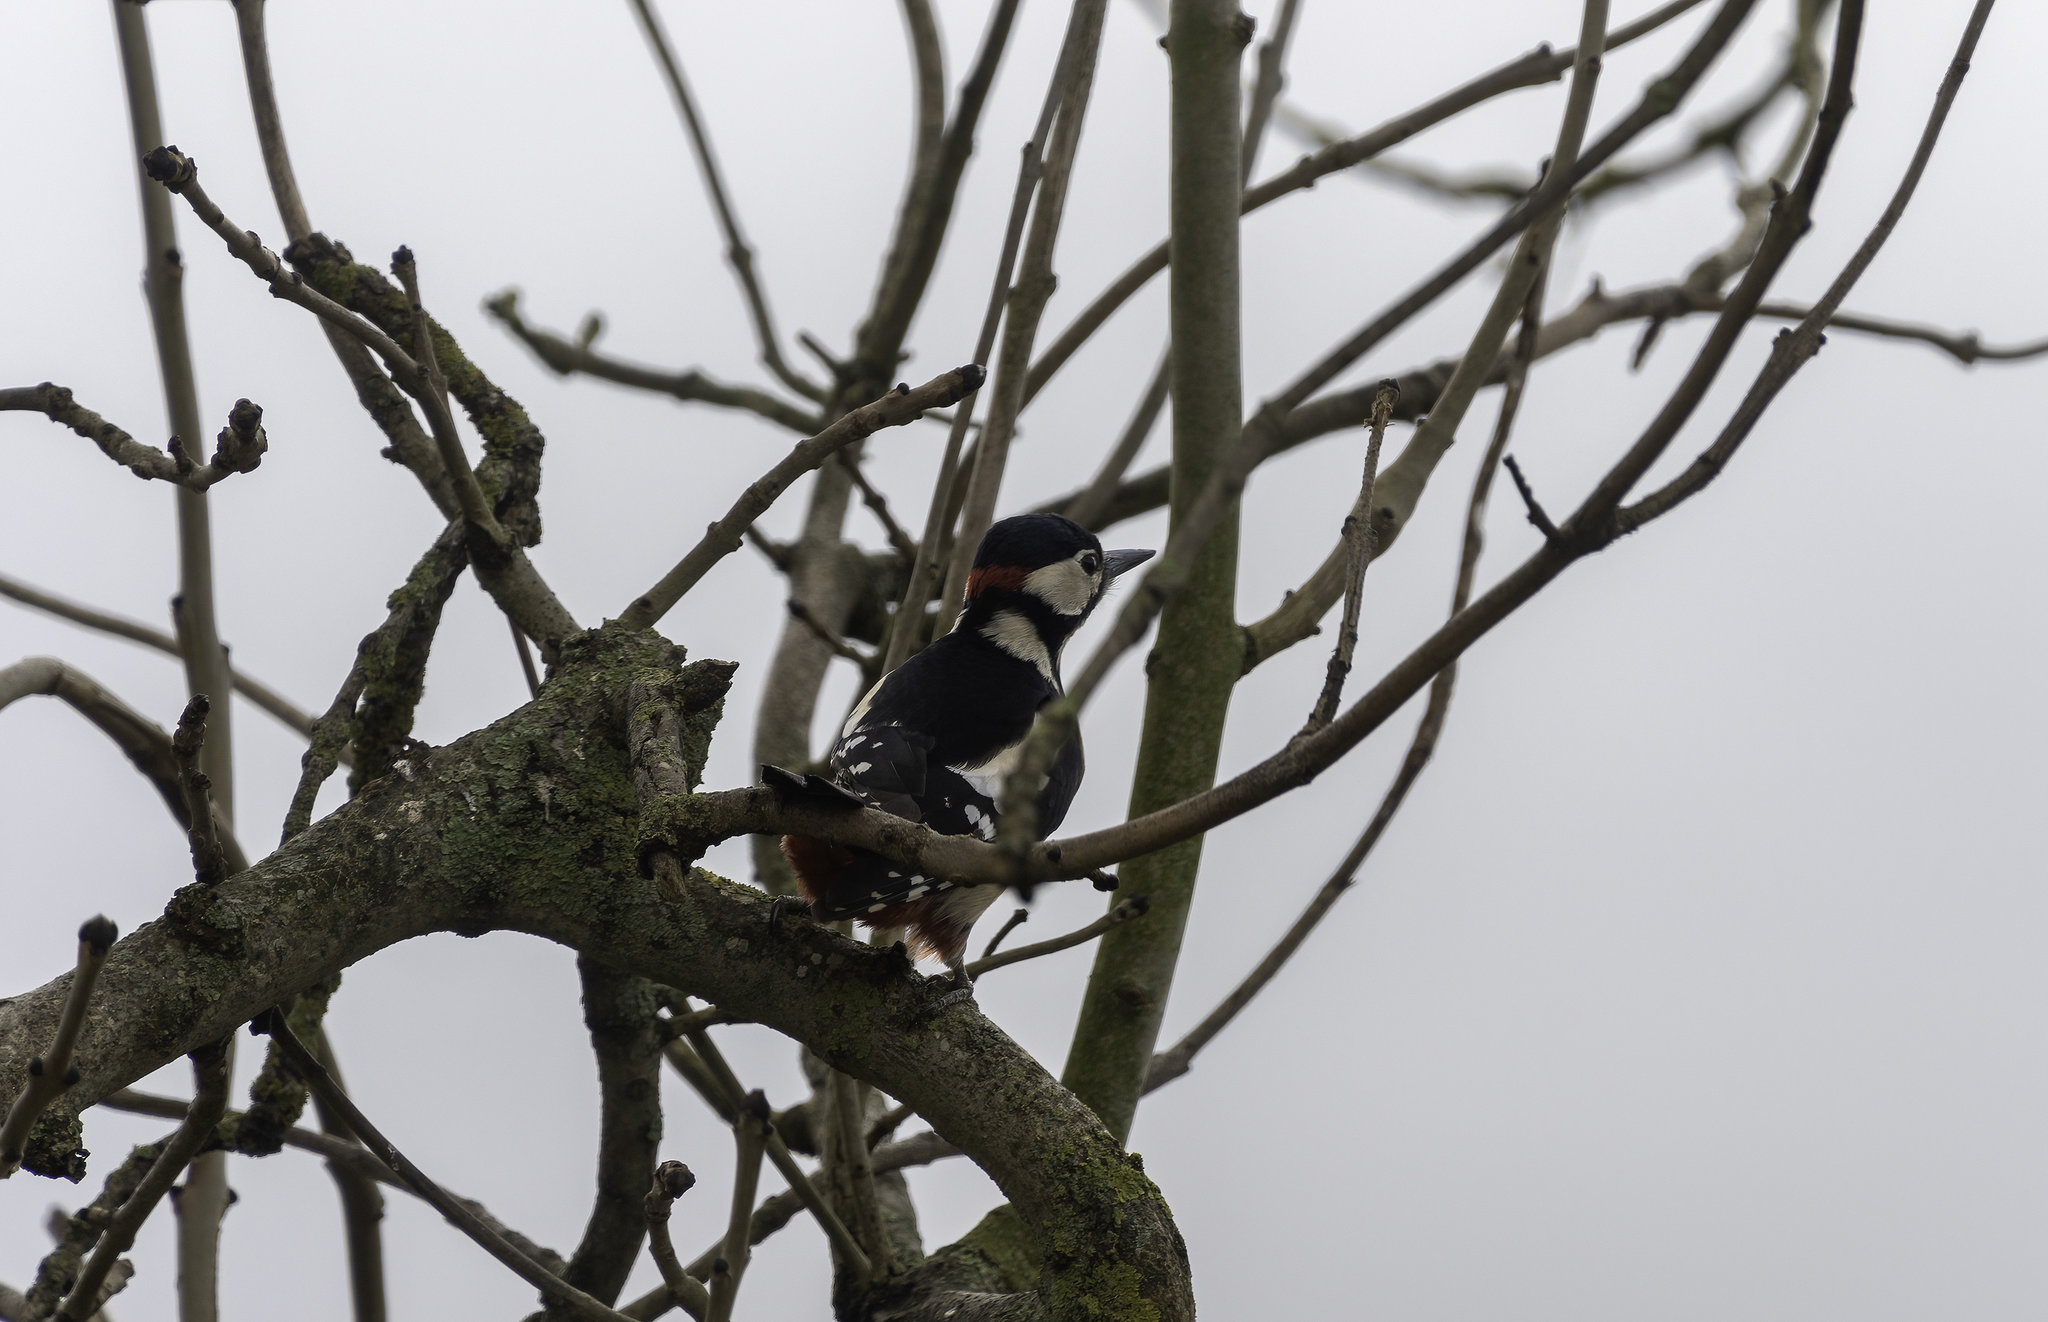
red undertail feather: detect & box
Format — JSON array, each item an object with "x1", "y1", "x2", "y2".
[
  {"x1": 780, "y1": 834, "x2": 974, "y2": 964},
  {"x1": 782, "y1": 834, "x2": 853, "y2": 909}
]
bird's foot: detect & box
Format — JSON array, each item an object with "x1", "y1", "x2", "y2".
[
  {"x1": 915, "y1": 957, "x2": 976, "y2": 1021},
  {"x1": 767, "y1": 893, "x2": 816, "y2": 934}
]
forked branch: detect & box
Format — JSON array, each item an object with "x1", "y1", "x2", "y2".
[{"x1": 2, "y1": 385, "x2": 267, "y2": 491}]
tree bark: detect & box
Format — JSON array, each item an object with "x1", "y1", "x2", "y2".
[
  {"x1": 0, "y1": 627, "x2": 1191, "y2": 1322},
  {"x1": 1061, "y1": 0, "x2": 1246, "y2": 1145}
]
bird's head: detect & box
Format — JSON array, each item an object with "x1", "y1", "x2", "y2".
[{"x1": 961, "y1": 514, "x2": 1154, "y2": 673}]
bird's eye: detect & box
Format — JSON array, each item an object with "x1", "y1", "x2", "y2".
[{"x1": 1080, "y1": 551, "x2": 1101, "y2": 575}]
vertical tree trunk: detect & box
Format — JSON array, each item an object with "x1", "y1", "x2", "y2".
[
  {"x1": 1062, "y1": 0, "x2": 1246, "y2": 1144},
  {"x1": 110, "y1": 5, "x2": 237, "y2": 1315}
]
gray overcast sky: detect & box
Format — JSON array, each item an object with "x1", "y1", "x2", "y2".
[{"x1": 4, "y1": 1, "x2": 2045, "y2": 1318}]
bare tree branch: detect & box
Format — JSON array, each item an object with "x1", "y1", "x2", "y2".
[
  {"x1": 170, "y1": 697, "x2": 229, "y2": 887},
  {"x1": 0, "y1": 920, "x2": 118, "y2": 1179},
  {"x1": 622, "y1": 0, "x2": 826, "y2": 403},
  {"x1": 483, "y1": 292, "x2": 822, "y2": 434},
  {"x1": 0, "y1": 570, "x2": 333, "y2": 753},
  {"x1": 642, "y1": 1163, "x2": 709, "y2": 1320},
  {"x1": 54, "y1": 1040, "x2": 230, "y2": 1322},
  {"x1": 1152, "y1": 257, "x2": 1552, "y2": 1092},
  {"x1": 660, "y1": 1026, "x2": 872, "y2": 1280},
  {"x1": 883, "y1": 0, "x2": 1105, "y2": 673},
  {"x1": 142, "y1": 148, "x2": 425, "y2": 392},
  {"x1": 705, "y1": 1093, "x2": 770, "y2": 1322},
  {"x1": 391, "y1": 247, "x2": 512, "y2": 547},
  {"x1": 1302, "y1": 381, "x2": 1399, "y2": 733},
  {"x1": 1616, "y1": 0, "x2": 1996, "y2": 533},
  {"x1": 0, "y1": 659, "x2": 250, "y2": 876},
  {"x1": 1024, "y1": 0, "x2": 1717, "y2": 405},
  {"x1": 966, "y1": 895, "x2": 1150, "y2": 977},
  {"x1": 619, "y1": 365, "x2": 984, "y2": 630},
  {"x1": 253, "y1": 1010, "x2": 640, "y2": 1322},
  {"x1": 1, "y1": 386, "x2": 266, "y2": 491},
  {"x1": 98, "y1": 1086, "x2": 567, "y2": 1274},
  {"x1": 934, "y1": 0, "x2": 1110, "y2": 632}
]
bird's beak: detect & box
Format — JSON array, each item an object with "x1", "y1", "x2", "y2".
[{"x1": 1102, "y1": 548, "x2": 1155, "y2": 582}]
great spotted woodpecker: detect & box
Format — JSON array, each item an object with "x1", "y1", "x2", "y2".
[{"x1": 770, "y1": 513, "x2": 1153, "y2": 981}]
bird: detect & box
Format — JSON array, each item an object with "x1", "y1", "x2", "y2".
[{"x1": 768, "y1": 513, "x2": 1154, "y2": 985}]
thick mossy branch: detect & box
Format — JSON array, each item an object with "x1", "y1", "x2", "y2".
[
  {"x1": 0, "y1": 624, "x2": 1190, "y2": 1322},
  {"x1": 348, "y1": 524, "x2": 470, "y2": 792},
  {"x1": 24, "y1": 1141, "x2": 162, "y2": 1311},
  {"x1": 227, "y1": 973, "x2": 339, "y2": 1158}
]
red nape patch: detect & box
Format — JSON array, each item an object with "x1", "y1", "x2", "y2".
[
  {"x1": 965, "y1": 564, "x2": 1030, "y2": 599},
  {"x1": 781, "y1": 834, "x2": 854, "y2": 906}
]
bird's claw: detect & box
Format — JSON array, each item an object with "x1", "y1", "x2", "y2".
[
  {"x1": 767, "y1": 894, "x2": 815, "y2": 933},
  {"x1": 914, "y1": 959, "x2": 976, "y2": 1022}
]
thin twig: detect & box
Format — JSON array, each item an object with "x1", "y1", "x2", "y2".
[
  {"x1": 305, "y1": 1026, "x2": 389, "y2": 1322},
  {"x1": 252, "y1": 1011, "x2": 637, "y2": 1322},
  {"x1": 623, "y1": 0, "x2": 824, "y2": 402},
  {"x1": 1240, "y1": 0, "x2": 1304, "y2": 180},
  {"x1": 1149, "y1": 265, "x2": 1553, "y2": 1091},
  {"x1": 1501, "y1": 455, "x2": 1562, "y2": 540},
  {"x1": 618, "y1": 365, "x2": 984, "y2": 630},
  {"x1": 170, "y1": 696, "x2": 229, "y2": 885},
  {"x1": 1748, "y1": 301, "x2": 2048, "y2": 363},
  {"x1": 510, "y1": 618, "x2": 541, "y2": 701},
  {"x1": 1023, "y1": 0, "x2": 1712, "y2": 406},
  {"x1": 881, "y1": 0, "x2": 1102, "y2": 673},
  {"x1": 482, "y1": 292, "x2": 821, "y2": 433},
  {"x1": 0, "y1": 918, "x2": 118, "y2": 1177},
  {"x1": 840, "y1": 453, "x2": 920, "y2": 563},
  {"x1": 0, "y1": 385, "x2": 267, "y2": 491},
  {"x1": 54, "y1": 1040, "x2": 231, "y2": 1321},
  {"x1": 141, "y1": 148, "x2": 424, "y2": 391},
  {"x1": 965, "y1": 895, "x2": 1149, "y2": 977},
  {"x1": 1617, "y1": 0, "x2": 1996, "y2": 533},
  {"x1": 97, "y1": 1087, "x2": 568, "y2": 1274},
  {"x1": 705, "y1": 1094, "x2": 770, "y2": 1322},
  {"x1": 933, "y1": 0, "x2": 1110, "y2": 635},
  {"x1": 669, "y1": 1028, "x2": 872, "y2": 1278},
  {"x1": 643, "y1": 1162, "x2": 710, "y2": 1320},
  {"x1": 980, "y1": 908, "x2": 1030, "y2": 959},
  {"x1": 0, "y1": 659, "x2": 250, "y2": 873},
  {"x1": 0, "y1": 569, "x2": 330, "y2": 752},
  {"x1": 391, "y1": 247, "x2": 507, "y2": 545},
  {"x1": 1302, "y1": 381, "x2": 1398, "y2": 733},
  {"x1": 786, "y1": 599, "x2": 875, "y2": 670}
]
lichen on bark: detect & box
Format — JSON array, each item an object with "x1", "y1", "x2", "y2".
[{"x1": 0, "y1": 624, "x2": 1193, "y2": 1321}]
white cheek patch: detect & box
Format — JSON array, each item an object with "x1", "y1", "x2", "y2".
[{"x1": 1022, "y1": 559, "x2": 1097, "y2": 616}]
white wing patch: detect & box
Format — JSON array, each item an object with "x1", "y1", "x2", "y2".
[{"x1": 841, "y1": 678, "x2": 885, "y2": 738}]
